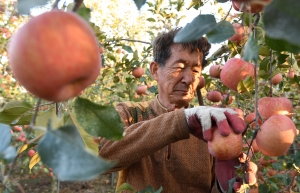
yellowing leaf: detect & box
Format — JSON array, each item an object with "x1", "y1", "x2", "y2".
[
  {"x1": 29, "y1": 152, "x2": 41, "y2": 171},
  {"x1": 18, "y1": 144, "x2": 28, "y2": 155}
]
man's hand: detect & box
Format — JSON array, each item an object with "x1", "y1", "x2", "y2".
[
  {"x1": 216, "y1": 153, "x2": 258, "y2": 192},
  {"x1": 184, "y1": 106, "x2": 245, "y2": 141}
]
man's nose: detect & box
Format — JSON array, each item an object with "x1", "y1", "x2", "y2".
[{"x1": 181, "y1": 69, "x2": 195, "y2": 85}]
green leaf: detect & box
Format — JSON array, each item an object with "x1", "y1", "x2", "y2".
[
  {"x1": 237, "y1": 76, "x2": 254, "y2": 93},
  {"x1": 0, "y1": 101, "x2": 33, "y2": 125},
  {"x1": 14, "y1": 113, "x2": 33, "y2": 125},
  {"x1": 17, "y1": 0, "x2": 48, "y2": 14},
  {"x1": 3, "y1": 146, "x2": 17, "y2": 163},
  {"x1": 174, "y1": 14, "x2": 217, "y2": 43},
  {"x1": 122, "y1": 45, "x2": 134, "y2": 53},
  {"x1": 35, "y1": 108, "x2": 64, "y2": 136},
  {"x1": 258, "y1": 46, "x2": 270, "y2": 56},
  {"x1": 76, "y1": 6, "x2": 91, "y2": 22},
  {"x1": 64, "y1": 114, "x2": 99, "y2": 154},
  {"x1": 243, "y1": 35, "x2": 259, "y2": 63},
  {"x1": 116, "y1": 183, "x2": 135, "y2": 193},
  {"x1": 74, "y1": 97, "x2": 124, "y2": 140},
  {"x1": 146, "y1": 18, "x2": 156, "y2": 22},
  {"x1": 134, "y1": 0, "x2": 147, "y2": 10},
  {"x1": 265, "y1": 35, "x2": 300, "y2": 53},
  {"x1": 206, "y1": 20, "x2": 234, "y2": 44},
  {"x1": 0, "y1": 124, "x2": 11, "y2": 153},
  {"x1": 263, "y1": 0, "x2": 300, "y2": 48},
  {"x1": 38, "y1": 124, "x2": 115, "y2": 181},
  {"x1": 137, "y1": 185, "x2": 163, "y2": 193}
]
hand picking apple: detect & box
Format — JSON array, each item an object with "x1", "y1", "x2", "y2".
[
  {"x1": 184, "y1": 106, "x2": 246, "y2": 141},
  {"x1": 8, "y1": 10, "x2": 101, "y2": 102}
]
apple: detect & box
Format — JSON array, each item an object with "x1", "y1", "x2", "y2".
[
  {"x1": 99, "y1": 46, "x2": 104, "y2": 55},
  {"x1": 287, "y1": 68, "x2": 295, "y2": 79},
  {"x1": 136, "y1": 85, "x2": 147, "y2": 95},
  {"x1": 209, "y1": 65, "x2": 222, "y2": 78},
  {"x1": 8, "y1": 10, "x2": 101, "y2": 102},
  {"x1": 256, "y1": 114, "x2": 297, "y2": 156},
  {"x1": 233, "y1": 0, "x2": 272, "y2": 13},
  {"x1": 132, "y1": 67, "x2": 144, "y2": 78},
  {"x1": 228, "y1": 23, "x2": 246, "y2": 44},
  {"x1": 247, "y1": 139, "x2": 260, "y2": 153},
  {"x1": 220, "y1": 58, "x2": 254, "y2": 92},
  {"x1": 13, "y1": 125, "x2": 22, "y2": 132},
  {"x1": 232, "y1": 108, "x2": 244, "y2": 119},
  {"x1": 208, "y1": 126, "x2": 243, "y2": 160},
  {"x1": 246, "y1": 161, "x2": 258, "y2": 173},
  {"x1": 271, "y1": 73, "x2": 282, "y2": 85},
  {"x1": 245, "y1": 172, "x2": 257, "y2": 185},
  {"x1": 222, "y1": 94, "x2": 233, "y2": 105},
  {"x1": 244, "y1": 112, "x2": 262, "y2": 128},
  {"x1": 257, "y1": 97, "x2": 293, "y2": 119},
  {"x1": 28, "y1": 149, "x2": 35, "y2": 157},
  {"x1": 233, "y1": 182, "x2": 243, "y2": 192},
  {"x1": 267, "y1": 169, "x2": 277, "y2": 177},
  {"x1": 197, "y1": 76, "x2": 205, "y2": 89},
  {"x1": 206, "y1": 91, "x2": 223, "y2": 102}
]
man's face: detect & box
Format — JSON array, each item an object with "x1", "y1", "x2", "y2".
[{"x1": 151, "y1": 44, "x2": 204, "y2": 109}]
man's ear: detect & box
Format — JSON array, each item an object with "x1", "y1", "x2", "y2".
[{"x1": 150, "y1": 61, "x2": 160, "y2": 81}]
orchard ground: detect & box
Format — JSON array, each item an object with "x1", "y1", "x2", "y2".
[{"x1": 10, "y1": 155, "x2": 118, "y2": 193}]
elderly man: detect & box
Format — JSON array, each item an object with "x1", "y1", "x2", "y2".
[{"x1": 99, "y1": 28, "x2": 245, "y2": 193}]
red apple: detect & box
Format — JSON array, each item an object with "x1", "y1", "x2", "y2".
[
  {"x1": 13, "y1": 125, "x2": 22, "y2": 132},
  {"x1": 244, "y1": 112, "x2": 262, "y2": 128},
  {"x1": 28, "y1": 149, "x2": 35, "y2": 157},
  {"x1": 233, "y1": 0, "x2": 272, "y2": 13},
  {"x1": 206, "y1": 91, "x2": 223, "y2": 102},
  {"x1": 228, "y1": 23, "x2": 246, "y2": 44},
  {"x1": 287, "y1": 68, "x2": 295, "y2": 79},
  {"x1": 257, "y1": 97, "x2": 293, "y2": 119},
  {"x1": 271, "y1": 73, "x2": 282, "y2": 85},
  {"x1": 8, "y1": 10, "x2": 101, "y2": 102},
  {"x1": 208, "y1": 126, "x2": 243, "y2": 160},
  {"x1": 256, "y1": 114, "x2": 297, "y2": 156},
  {"x1": 220, "y1": 58, "x2": 254, "y2": 92},
  {"x1": 246, "y1": 161, "x2": 258, "y2": 173},
  {"x1": 209, "y1": 65, "x2": 222, "y2": 78},
  {"x1": 136, "y1": 85, "x2": 147, "y2": 95},
  {"x1": 132, "y1": 67, "x2": 144, "y2": 78},
  {"x1": 245, "y1": 172, "x2": 257, "y2": 185},
  {"x1": 197, "y1": 76, "x2": 205, "y2": 89},
  {"x1": 222, "y1": 94, "x2": 233, "y2": 105},
  {"x1": 267, "y1": 169, "x2": 277, "y2": 177}
]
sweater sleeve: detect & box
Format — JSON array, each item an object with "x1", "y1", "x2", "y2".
[{"x1": 98, "y1": 102, "x2": 190, "y2": 171}]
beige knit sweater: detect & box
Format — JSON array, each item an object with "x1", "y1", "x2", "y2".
[{"x1": 98, "y1": 98, "x2": 219, "y2": 193}]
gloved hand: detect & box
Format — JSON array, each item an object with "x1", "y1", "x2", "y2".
[
  {"x1": 216, "y1": 153, "x2": 258, "y2": 192},
  {"x1": 184, "y1": 106, "x2": 245, "y2": 141},
  {"x1": 215, "y1": 157, "x2": 243, "y2": 192}
]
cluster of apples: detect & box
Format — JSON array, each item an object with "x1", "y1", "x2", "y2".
[
  {"x1": 8, "y1": 10, "x2": 102, "y2": 102},
  {"x1": 228, "y1": 0, "x2": 272, "y2": 45},
  {"x1": 131, "y1": 67, "x2": 148, "y2": 95}
]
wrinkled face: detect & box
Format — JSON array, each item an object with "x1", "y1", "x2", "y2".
[{"x1": 151, "y1": 44, "x2": 203, "y2": 109}]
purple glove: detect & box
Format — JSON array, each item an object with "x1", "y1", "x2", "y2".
[{"x1": 184, "y1": 106, "x2": 246, "y2": 141}]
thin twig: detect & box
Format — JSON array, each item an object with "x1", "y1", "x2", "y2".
[
  {"x1": 120, "y1": 38, "x2": 151, "y2": 45},
  {"x1": 222, "y1": 5, "x2": 232, "y2": 21},
  {"x1": 52, "y1": 0, "x2": 60, "y2": 10},
  {"x1": 72, "y1": 0, "x2": 83, "y2": 12},
  {"x1": 30, "y1": 98, "x2": 41, "y2": 128},
  {"x1": 269, "y1": 49, "x2": 273, "y2": 96},
  {"x1": 9, "y1": 176, "x2": 25, "y2": 193}
]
